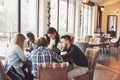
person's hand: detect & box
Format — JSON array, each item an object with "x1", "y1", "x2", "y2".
[
  {"x1": 61, "y1": 51, "x2": 67, "y2": 55},
  {"x1": 26, "y1": 47, "x2": 33, "y2": 52},
  {"x1": 46, "y1": 47, "x2": 51, "y2": 50}
]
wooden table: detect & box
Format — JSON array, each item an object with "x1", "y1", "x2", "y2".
[{"x1": 88, "y1": 42, "x2": 104, "y2": 54}]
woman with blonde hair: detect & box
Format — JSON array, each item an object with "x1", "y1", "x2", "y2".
[{"x1": 4, "y1": 33, "x2": 27, "y2": 80}]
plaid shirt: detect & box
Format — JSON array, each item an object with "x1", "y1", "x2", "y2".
[{"x1": 30, "y1": 46, "x2": 62, "y2": 77}]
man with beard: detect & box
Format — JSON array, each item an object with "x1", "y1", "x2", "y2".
[{"x1": 60, "y1": 35, "x2": 88, "y2": 80}]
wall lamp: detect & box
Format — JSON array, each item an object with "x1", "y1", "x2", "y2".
[{"x1": 100, "y1": 6, "x2": 104, "y2": 11}]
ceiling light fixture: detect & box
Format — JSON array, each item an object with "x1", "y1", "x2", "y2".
[{"x1": 114, "y1": 9, "x2": 119, "y2": 15}]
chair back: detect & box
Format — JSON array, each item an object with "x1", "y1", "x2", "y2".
[
  {"x1": 75, "y1": 42, "x2": 88, "y2": 53},
  {"x1": 77, "y1": 48, "x2": 99, "y2": 80},
  {"x1": 109, "y1": 37, "x2": 120, "y2": 59},
  {"x1": 85, "y1": 48, "x2": 99, "y2": 71},
  {"x1": 0, "y1": 59, "x2": 12, "y2": 80},
  {"x1": 38, "y1": 62, "x2": 69, "y2": 80},
  {"x1": 104, "y1": 34, "x2": 110, "y2": 38},
  {"x1": 85, "y1": 35, "x2": 92, "y2": 42},
  {"x1": 114, "y1": 37, "x2": 120, "y2": 47},
  {"x1": 89, "y1": 38, "x2": 101, "y2": 43}
]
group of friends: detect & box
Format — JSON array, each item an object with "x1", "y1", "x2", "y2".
[{"x1": 3, "y1": 27, "x2": 88, "y2": 80}]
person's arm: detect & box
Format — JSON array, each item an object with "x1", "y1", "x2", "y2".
[
  {"x1": 30, "y1": 49, "x2": 36, "y2": 61},
  {"x1": 61, "y1": 47, "x2": 78, "y2": 62},
  {"x1": 3, "y1": 59, "x2": 7, "y2": 70},
  {"x1": 16, "y1": 45, "x2": 27, "y2": 61},
  {"x1": 50, "y1": 51, "x2": 63, "y2": 63},
  {"x1": 48, "y1": 39, "x2": 55, "y2": 50}
]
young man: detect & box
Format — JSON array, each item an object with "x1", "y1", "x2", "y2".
[
  {"x1": 60, "y1": 35, "x2": 88, "y2": 80},
  {"x1": 24, "y1": 32, "x2": 35, "y2": 52}
]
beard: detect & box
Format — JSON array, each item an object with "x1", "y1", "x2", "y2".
[{"x1": 62, "y1": 44, "x2": 68, "y2": 51}]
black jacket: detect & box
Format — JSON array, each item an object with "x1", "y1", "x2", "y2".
[{"x1": 61, "y1": 45, "x2": 88, "y2": 67}]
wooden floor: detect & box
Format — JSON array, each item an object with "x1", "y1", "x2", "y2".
[
  {"x1": 94, "y1": 47, "x2": 120, "y2": 80},
  {"x1": 94, "y1": 64, "x2": 120, "y2": 80}
]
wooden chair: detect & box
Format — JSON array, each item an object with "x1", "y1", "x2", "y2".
[
  {"x1": 76, "y1": 48, "x2": 99, "y2": 80},
  {"x1": 0, "y1": 59, "x2": 12, "y2": 80},
  {"x1": 89, "y1": 37, "x2": 104, "y2": 54},
  {"x1": 38, "y1": 62, "x2": 69, "y2": 80},
  {"x1": 109, "y1": 37, "x2": 120, "y2": 59},
  {"x1": 85, "y1": 35, "x2": 92, "y2": 42}
]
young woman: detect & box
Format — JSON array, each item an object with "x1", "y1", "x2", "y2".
[
  {"x1": 4, "y1": 33, "x2": 27, "y2": 80},
  {"x1": 47, "y1": 27, "x2": 61, "y2": 55}
]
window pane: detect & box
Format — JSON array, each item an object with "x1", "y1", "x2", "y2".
[
  {"x1": 68, "y1": 0, "x2": 75, "y2": 33},
  {"x1": 50, "y1": 0, "x2": 58, "y2": 30},
  {"x1": 80, "y1": 4, "x2": 94, "y2": 38},
  {"x1": 21, "y1": 0, "x2": 37, "y2": 36},
  {"x1": 59, "y1": 0, "x2": 67, "y2": 33},
  {"x1": 0, "y1": 0, "x2": 17, "y2": 56}
]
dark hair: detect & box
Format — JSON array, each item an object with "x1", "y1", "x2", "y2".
[
  {"x1": 26, "y1": 32, "x2": 35, "y2": 41},
  {"x1": 44, "y1": 33, "x2": 50, "y2": 44},
  {"x1": 37, "y1": 37, "x2": 48, "y2": 47},
  {"x1": 47, "y1": 27, "x2": 60, "y2": 46},
  {"x1": 61, "y1": 35, "x2": 72, "y2": 43},
  {"x1": 26, "y1": 32, "x2": 34, "y2": 37}
]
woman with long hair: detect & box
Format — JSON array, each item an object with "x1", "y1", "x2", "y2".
[
  {"x1": 47, "y1": 27, "x2": 61, "y2": 55},
  {"x1": 4, "y1": 33, "x2": 27, "y2": 80},
  {"x1": 47, "y1": 27, "x2": 60, "y2": 46}
]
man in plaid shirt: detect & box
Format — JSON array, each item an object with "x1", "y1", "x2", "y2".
[{"x1": 30, "y1": 37, "x2": 62, "y2": 79}]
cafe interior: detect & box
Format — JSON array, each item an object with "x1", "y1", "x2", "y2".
[{"x1": 0, "y1": 0, "x2": 120, "y2": 80}]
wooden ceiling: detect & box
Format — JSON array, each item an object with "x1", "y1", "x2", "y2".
[
  {"x1": 66, "y1": 0, "x2": 120, "y2": 6},
  {"x1": 90, "y1": 0, "x2": 120, "y2": 6}
]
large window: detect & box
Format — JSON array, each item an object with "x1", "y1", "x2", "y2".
[
  {"x1": 68, "y1": 1, "x2": 75, "y2": 33},
  {"x1": 50, "y1": 0, "x2": 94, "y2": 38},
  {"x1": 80, "y1": 3, "x2": 94, "y2": 38},
  {"x1": 50, "y1": 0, "x2": 75, "y2": 34},
  {"x1": 50, "y1": 0, "x2": 58, "y2": 30},
  {"x1": 59, "y1": 0, "x2": 67, "y2": 33},
  {"x1": 0, "y1": 0, "x2": 38, "y2": 56},
  {"x1": 21, "y1": 0, "x2": 37, "y2": 36},
  {"x1": 0, "y1": 0, "x2": 18, "y2": 56},
  {"x1": 0, "y1": 0, "x2": 95, "y2": 56}
]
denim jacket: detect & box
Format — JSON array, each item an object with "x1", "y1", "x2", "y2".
[{"x1": 4, "y1": 44, "x2": 27, "y2": 77}]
